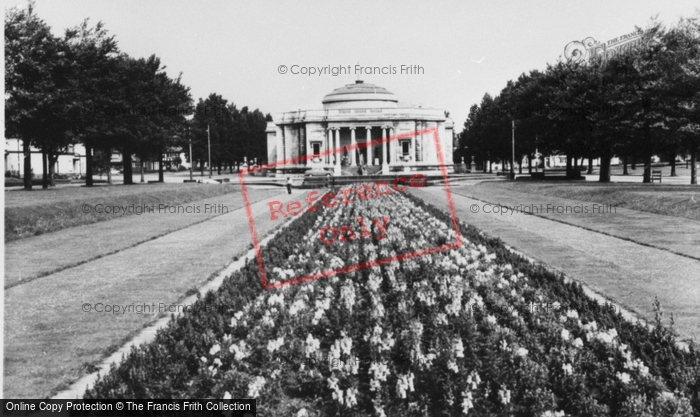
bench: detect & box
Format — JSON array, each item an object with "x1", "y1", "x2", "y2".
[{"x1": 651, "y1": 170, "x2": 662, "y2": 183}]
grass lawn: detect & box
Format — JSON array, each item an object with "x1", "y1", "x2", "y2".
[
  {"x1": 476, "y1": 181, "x2": 700, "y2": 221},
  {"x1": 4, "y1": 182, "x2": 247, "y2": 242},
  {"x1": 4, "y1": 188, "x2": 298, "y2": 399}
]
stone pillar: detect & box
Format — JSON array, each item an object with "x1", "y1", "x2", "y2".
[
  {"x1": 382, "y1": 126, "x2": 388, "y2": 172},
  {"x1": 389, "y1": 127, "x2": 395, "y2": 165},
  {"x1": 326, "y1": 128, "x2": 331, "y2": 166},
  {"x1": 366, "y1": 126, "x2": 373, "y2": 166},
  {"x1": 303, "y1": 125, "x2": 310, "y2": 165},
  {"x1": 275, "y1": 126, "x2": 284, "y2": 165},
  {"x1": 334, "y1": 128, "x2": 341, "y2": 175},
  {"x1": 350, "y1": 127, "x2": 356, "y2": 166},
  {"x1": 410, "y1": 129, "x2": 416, "y2": 164}
]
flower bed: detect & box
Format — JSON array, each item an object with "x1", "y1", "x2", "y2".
[{"x1": 86, "y1": 186, "x2": 700, "y2": 416}]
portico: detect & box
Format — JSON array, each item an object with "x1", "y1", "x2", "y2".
[{"x1": 266, "y1": 80, "x2": 453, "y2": 176}]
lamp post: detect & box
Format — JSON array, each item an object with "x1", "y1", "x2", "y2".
[
  {"x1": 188, "y1": 127, "x2": 193, "y2": 182},
  {"x1": 207, "y1": 124, "x2": 212, "y2": 178},
  {"x1": 511, "y1": 120, "x2": 515, "y2": 180}
]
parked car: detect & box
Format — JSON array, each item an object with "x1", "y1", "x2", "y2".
[{"x1": 304, "y1": 168, "x2": 333, "y2": 177}]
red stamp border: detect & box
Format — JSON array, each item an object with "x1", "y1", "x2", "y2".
[{"x1": 238, "y1": 127, "x2": 462, "y2": 290}]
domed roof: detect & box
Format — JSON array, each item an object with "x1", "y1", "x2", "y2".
[{"x1": 322, "y1": 80, "x2": 398, "y2": 109}]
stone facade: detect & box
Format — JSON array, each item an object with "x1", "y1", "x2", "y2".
[{"x1": 266, "y1": 80, "x2": 454, "y2": 176}]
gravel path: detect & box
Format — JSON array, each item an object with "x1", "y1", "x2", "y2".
[{"x1": 411, "y1": 186, "x2": 700, "y2": 343}]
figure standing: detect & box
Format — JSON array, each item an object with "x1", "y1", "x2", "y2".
[{"x1": 286, "y1": 177, "x2": 292, "y2": 194}]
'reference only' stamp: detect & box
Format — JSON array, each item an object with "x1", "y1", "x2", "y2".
[{"x1": 238, "y1": 127, "x2": 461, "y2": 290}]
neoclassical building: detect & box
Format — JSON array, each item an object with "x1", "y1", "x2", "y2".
[{"x1": 266, "y1": 80, "x2": 454, "y2": 176}]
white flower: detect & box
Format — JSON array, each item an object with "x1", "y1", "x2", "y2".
[
  {"x1": 369, "y1": 362, "x2": 390, "y2": 391},
  {"x1": 560, "y1": 328, "x2": 570, "y2": 341},
  {"x1": 345, "y1": 387, "x2": 358, "y2": 407},
  {"x1": 516, "y1": 347, "x2": 529, "y2": 357},
  {"x1": 486, "y1": 315, "x2": 497, "y2": 325},
  {"x1": 305, "y1": 333, "x2": 320, "y2": 355},
  {"x1": 247, "y1": 376, "x2": 266, "y2": 398},
  {"x1": 453, "y1": 338, "x2": 465, "y2": 358},
  {"x1": 209, "y1": 344, "x2": 221, "y2": 355},
  {"x1": 573, "y1": 338, "x2": 584, "y2": 349},
  {"x1": 296, "y1": 409, "x2": 309, "y2": 417},
  {"x1": 328, "y1": 376, "x2": 344, "y2": 405},
  {"x1": 267, "y1": 336, "x2": 284, "y2": 353},
  {"x1": 562, "y1": 363, "x2": 573, "y2": 376},
  {"x1": 498, "y1": 387, "x2": 511, "y2": 405},
  {"x1": 461, "y1": 390, "x2": 474, "y2": 414},
  {"x1": 616, "y1": 372, "x2": 631, "y2": 384},
  {"x1": 223, "y1": 391, "x2": 231, "y2": 400},
  {"x1": 396, "y1": 373, "x2": 415, "y2": 399},
  {"x1": 229, "y1": 341, "x2": 250, "y2": 361}
]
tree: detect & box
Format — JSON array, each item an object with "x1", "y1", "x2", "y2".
[{"x1": 5, "y1": 2, "x2": 61, "y2": 189}]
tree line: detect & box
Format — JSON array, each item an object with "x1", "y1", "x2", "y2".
[
  {"x1": 456, "y1": 13, "x2": 700, "y2": 184},
  {"x1": 5, "y1": 2, "x2": 270, "y2": 189}
]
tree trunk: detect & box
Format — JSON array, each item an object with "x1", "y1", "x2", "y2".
[
  {"x1": 48, "y1": 151, "x2": 58, "y2": 187},
  {"x1": 642, "y1": 154, "x2": 652, "y2": 183},
  {"x1": 42, "y1": 150, "x2": 48, "y2": 189},
  {"x1": 200, "y1": 159, "x2": 204, "y2": 176},
  {"x1": 85, "y1": 140, "x2": 93, "y2": 187},
  {"x1": 22, "y1": 139, "x2": 33, "y2": 190},
  {"x1": 107, "y1": 156, "x2": 112, "y2": 185},
  {"x1": 587, "y1": 156, "x2": 593, "y2": 175},
  {"x1": 566, "y1": 154, "x2": 573, "y2": 179},
  {"x1": 217, "y1": 160, "x2": 222, "y2": 175},
  {"x1": 158, "y1": 152, "x2": 164, "y2": 182},
  {"x1": 623, "y1": 157, "x2": 629, "y2": 175},
  {"x1": 489, "y1": 160, "x2": 493, "y2": 173},
  {"x1": 691, "y1": 149, "x2": 697, "y2": 185},
  {"x1": 631, "y1": 158, "x2": 637, "y2": 170},
  {"x1": 229, "y1": 160, "x2": 233, "y2": 174},
  {"x1": 670, "y1": 154, "x2": 677, "y2": 177},
  {"x1": 123, "y1": 147, "x2": 133, "y2": 185},
  {"x1": 518, "y1": 158, "x2": 522, "y2": 174},
  {"x1": 599, "y1": 150, "x2": 611, "y2": 183},
  {"x1": 140, "y1": 156, "x2": 145, "y2": 183},
  {"x1": 527, "y1": 155, "x2": 532, "y2": 174}
]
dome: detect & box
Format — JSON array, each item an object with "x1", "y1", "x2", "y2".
[{"x1": 322, "y1": 80, "x2": 398, "y2": 109}]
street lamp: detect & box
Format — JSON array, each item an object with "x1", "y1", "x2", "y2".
[
  {"x1": 188, "y1": 127, "x2": 193, "y2": 182},
  {"x1": 207, "y1": 124, "x2": 212, "y2": 178},
  {"x1": 511, "y1": 120, "x2": 516, "y2": 180}
]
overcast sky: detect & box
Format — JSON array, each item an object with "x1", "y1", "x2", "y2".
[{"x1": 8, "y1": 0, "x2": 699, "y2": 132}]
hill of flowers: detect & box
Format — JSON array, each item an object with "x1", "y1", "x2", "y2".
[{"x1": 86, "y1": 184, "x2": 700, "y2": 416}]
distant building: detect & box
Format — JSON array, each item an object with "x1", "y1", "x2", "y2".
[
  {"x1": 266, "y1": 80, "x2": 454, "y2": 176},
  {"x1": 4, "y1": 139, "x2": 87, "y2": 177},
  {"x1": 4, "y1": 139, "x2": 188, "y2": 178}
]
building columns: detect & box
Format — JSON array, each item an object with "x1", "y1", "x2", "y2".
[
  {"x1": 275, "y1": 126, "x2": 284, "y2": 165},
  {"x1": 382, "y1": 126, "x2": 388, "y2": 172},
  {"x1": 389, "y1": 126, "x2": 395, "y2": 165},
  {"x1": 366, "y1": 126, "x2": 373, "y2": 166},
  {"x1": 334, "y1": 128, "x2": 341, "y2": 175},
  {"x1": 410, "y1": 128, "x2": 416, "y2": 163},
  {"x1": 350, "y1": 127, "x2": 356, "y2": 166}
]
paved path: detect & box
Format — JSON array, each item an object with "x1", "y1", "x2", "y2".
[
  {"x1": 4, "y1": 188, "x2": 298, "y2": 398},
  {"x1": 4, "y1": 190, "x2": 281, "y2": 288},
  {"x1": 412, "y1": 186, "x2": 700, "y2": 343},
  {"x1": 452, "y1": 184, "x2": 700, "y2": 260}
]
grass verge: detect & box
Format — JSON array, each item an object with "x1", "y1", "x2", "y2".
[
  {"x1": 4, "y1": 182, "x2": 244, "y2": 242},
  {"x1": 476, "y1": 181, "x2": 700, "y2": 221}
]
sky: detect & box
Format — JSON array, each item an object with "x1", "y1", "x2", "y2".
[{"x1": 6, "y1": 0, "x2": 700, "y2": 133}]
